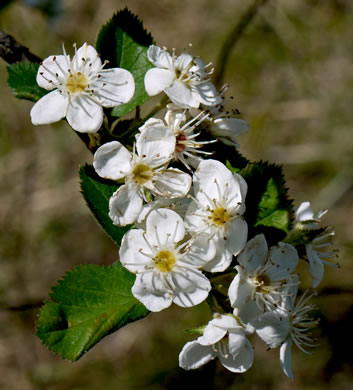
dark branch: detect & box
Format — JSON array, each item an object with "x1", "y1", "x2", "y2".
[
  {"x1": 0, "y1": 30, "x2": 42, "y2": 64},
  {"x1": 214, "y1": 0, "x2": 269, "y2": 88}
]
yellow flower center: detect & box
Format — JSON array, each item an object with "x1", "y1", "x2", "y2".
[
  {"x1": 253, "y1": 275, "x2": 272, "y2": 294},
  {"x1": 132, "y1": 163, "x2": 153, "y2": 185},
  {"x1": 66, "y1": 72, "x2": 88, "y2": 94},
  {"x1": 208, "y1": 207, "x2": 231, "y2": 227},
  {"x1": 153, "y1": 250, "x2": 176, "y2": 272}
]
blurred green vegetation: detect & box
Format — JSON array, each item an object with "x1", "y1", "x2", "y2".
[{"x1": 0, "y1": 0, "x2": 352, "y2": 389}]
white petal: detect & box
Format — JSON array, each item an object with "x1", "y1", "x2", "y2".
[
  {"x1": 66, "y1": 95, "x2": 103, "y2": 133},
  {"x1": 210, "y1": 314, "x2": 239, "y2": 332},
  {"x1": 237, "y1": 234, "x2": 268, "y2": 273},
  {"x1": 93, "y1": 141, "x2": 132, "y2": 180},
  {"x1": 144, "y1": 68, "x2": 175, "y2": 96},
  {"x1": 182, "y1": 234, "x2": 216, "y2": 268},
  {"x1": 109, "y1": 184, "x2": 143, "y2": 226},
  {"x1": 146, "y1": 208, "x2": 185, "y2": 246},
  {"x1": 147, "y1": 45, "x2": 173, "y2": 69},
  {"x1": 227, "y1": 331, "x2": 246, "y2": 357},
  {"x1": 137, "y1": 124, "x2": 175, "y2": 166},
  {"x1": 184, "y1": 201, "x2": 209, "y2": 233},
  {"x1": 151, "y1": 169, "x2": 191, "y2": 198},
  {"x1": 267, "y1": 242, "x2": 299, "y2": 278},
  {"x1": 198, "y1": 321, "x2": 227, "y2": 346},
  {"x1": 296, "y1": 201, "x2": 314, "y2": 222},
  {"x1": 174, "y1": 53, "x2": 193, "y2": 70},
  {"x1": 234, "y1": 172, "x2": 248, "y2": 204},
  {"x1": 306, "y1": 244, "x2": 324, "y2": 288},
  {"x1": 202, "y1": 237, "x2": 233, "y2": 272},
  {"x1": 138, "y1": 117, "x2": 165, "y2": 133},
  {"x1": 165, "y1": 80, "x2": 200, "y2": 108},
  {"x1": 172, "y1": 269, "x2": 211, "y2": 307},
  {"x1": 30, "y1": 90, "x2": 67, "y2": 125},
  {"x1": 96, "y1": 68, "x2": 135, "y2": 107},
  {"x1": 119, "y1": 229, "x2": 153, "y2": 273},
  {"x1": 194, "y1": 160, "x2": 241, "y2": 207},
  {"x1": 220, "y1": 336, "x2": 254, "y2": 373},
  {"x1": 228, "y1": 270, "x2": 253, "y2": 309},
  {"x1": 280, "y1": 338, "x2": 294, "y2": 380},
  {"x1": 253, "y1": 311, "x2": 290, "y2": 349},
  {"x1": 132, "y1": 272, "x2": 172, "y2": 312},
  {"x1": 211, "y1": 118, "x2": 248, "y2": 141},
  {"x1": 192, "y1": 81, "x2": 221, "y2": 107},
  {"x1": 37, "y1": 55, "x2": 69, "y2": 89},
  {"x1": 164, "y1": 108, "x2": 186, "y2": 130},
  {"x1": 236, "y1": 300, "x2": 264, "y2": 324},
  {"x1": 74, "y1": 43, "x2": 102, "y2": 72},
  {"x1": 226, "y1": 217, "x2": 248, "y2": 256},
  {"x1": 282, "y1": 276, "x2": 299, "y2": 311},
  {"x1": 179, "y1": 341, "x2": 215, "y2": 370}
]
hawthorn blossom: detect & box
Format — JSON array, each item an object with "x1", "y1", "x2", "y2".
[
  {"x1": 31, "y1": 43, "x2": 135, "y2": 133},
  {"x1": 179, "y1": 313, "x2": 254, "y2": 373},
  {"x1": 144, "y1": 45, "x2": 221, "y2": 108},
  {"x1": 119, "y1": 209, "x2": 215, "y2": 312},
  {"x1": 93, "y1": 126, "x2": 191, "y2": 226},
  {"x1": 228, "y1": 234, "x2": 299, "y2": 322},
  {"x1": 253, "y1": 285, "x2": 319, "y2": 380},
  {"x1": 296, "y1": 201, "x2": 338, "y2": 288},
  {"x1": 185, "y1": 159, "x2": 248, "y2": 272},
  {"x1": 139, "y1": 106, "x2": 216, "y2": 170}
]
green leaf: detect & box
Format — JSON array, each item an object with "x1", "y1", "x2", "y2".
[
  {"x1": 238, "y1": 161, "x2": 293, "y2": 244},
  {"x1": 7, "y1": 61, "x2": 48, "y2": 102},
  {"x1": 79, "y1": 164, "x2": 131, "y2": 246},
  {"x1": 96, "y1": 8, "x2": 154, "y2": 118},
  {"x1": 36, "y1": 262, "x2": 149, "y2": 361}
]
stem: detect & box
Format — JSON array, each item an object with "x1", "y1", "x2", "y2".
[{"x1": 214, "y1": 0, "x2": 269, "y2": 88}]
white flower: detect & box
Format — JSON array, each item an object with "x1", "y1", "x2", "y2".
[
  {"x1": 179, "y1": 313, "x2": 254, "y2": 373},
  {"x1": 295, "y1": 201, "x2": 338, "y2": 288},
  {"x1": 228, "y1": 234, "x2": 299, "y2": 322},
  {"x1": 253, "y1": 285, "x2": 319, "y2": 380},
  {"x1": 185, "y1": 159, "x2": 248, "y2": 272},
  {"x1": 136, "y1": 195, "x2": 191, "y2": 230},
  {"x1": 93, "y1": 126, "x2": 191, "y2": 226},
  {"x1": 139, "y1": 106, "x2": 216, "y2": 170},
  {"x1": 119, "y1": 208, "x2": 215, "y2": 312},
  {"x1": 144, "y1": 45, "x2": 221, "y2": 108},
  {"x1": 31, "y1": 43, "x2": 135, "y2": 133}
]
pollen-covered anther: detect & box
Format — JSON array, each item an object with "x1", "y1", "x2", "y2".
[
  {"x1": 208, "y1": 207, "x2": 232, "y2": 227},
  {"x1": 153, "y1": 250, "x2": 176, "y2": 272},
  {"x1": 132, "y1": 163, "x2": 153, "y2": 185},
  {"x1": 65, "y1": 72, "x2": 88, "y2": 94}
]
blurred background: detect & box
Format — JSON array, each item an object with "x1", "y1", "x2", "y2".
[{"x1": 0, "y1": 0, "x2": 352, "y2": 389}]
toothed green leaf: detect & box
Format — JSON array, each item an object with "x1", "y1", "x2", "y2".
[
  {"x1": 7, "y1": 61, "x2": 48, "y2": 102},
  {"x1": 36, "y1": 262, "x2": 149, "y2": 361},
  {"x1": 96, "y1": 8, "x2": 154, "y2": 118},
  {"x1": 79, "y1": 164, "x2": 131, "y2": 246}
]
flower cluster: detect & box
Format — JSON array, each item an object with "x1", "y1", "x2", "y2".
[{"x1": 31, "y1": 42, "x2": 338, "y2": 380}]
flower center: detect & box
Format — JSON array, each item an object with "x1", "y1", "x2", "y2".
[
  {"x1": 132, "y1": 163, "x2": 153, "y2": 185},
  {"x1": 175, "y1": 133, "x2": 187, "y2": 153},
  {"x1": 253, "y1": 274, "x2": 272, "y2": 294},
  {"x1": 65, "y1": 72, "x2": 88, "y2": 94},
  {"x1": 175, "y1": 68, "x2": 191, "y2": 83},
  {"x1": 208, "y1": 207, "x2": 231, "y2": 227},
  {"x1": 153, "y1": 250, "x2": 176, "y2": 272}
]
